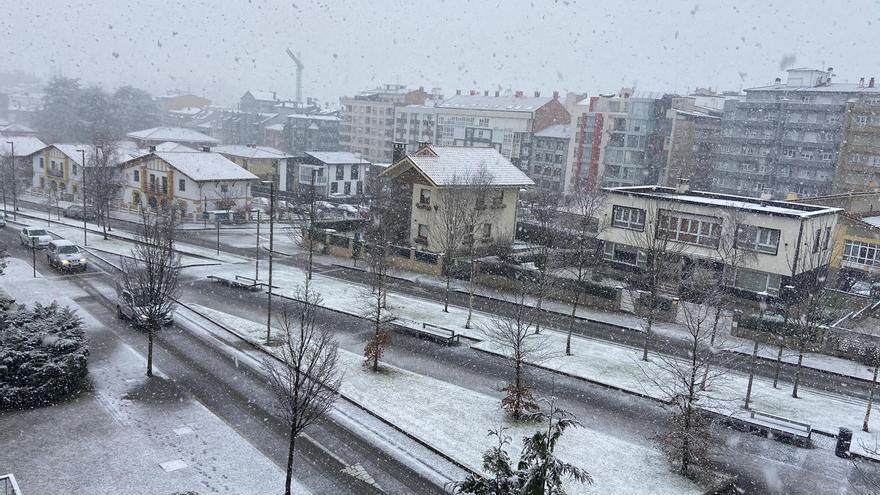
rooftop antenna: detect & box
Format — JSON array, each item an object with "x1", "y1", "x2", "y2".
[{"x1": 285, "y1": 48, "x2": 304, "y2": 104}]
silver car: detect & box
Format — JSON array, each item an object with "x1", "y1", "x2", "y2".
[
  {"x1": 47, "y1": 240, "x2": 88, "y2": 272},
  {"x1": 19, "y1": 226, "x2": 52, "y2": 248},
  {"x1": 116, "y1": 286, "x2": 174, "y2": 326}
]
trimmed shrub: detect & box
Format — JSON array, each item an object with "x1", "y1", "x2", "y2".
[{"x1": 0, "y1": 302, "x2": 89, "y2": 409}]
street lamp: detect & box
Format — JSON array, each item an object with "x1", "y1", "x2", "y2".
[
  {"x1": 264, "y1": 179, "x2": 276, "y2": 345},
  {"x1": 745, "y1": 292, "x2": 769, "y2": 410},
  {"x1": 6, "y1": 141, "x2": 16, "y2": 221},
  {"x1": 77, "y1": 149, "x2": 87, "y2": 246}
]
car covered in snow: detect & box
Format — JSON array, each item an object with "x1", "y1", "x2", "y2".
[
  {"x1": 19, "y1": 226, "x2": 52, "y2": 248},
  {"x1": 46, "y1": 240, "x2": 88, "y2": 272},
  {"x1": 115, "y1": 285, "x2": 174, "y2": 326}
]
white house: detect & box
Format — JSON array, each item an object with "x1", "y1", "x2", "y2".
[
  {"x1": 293, "y1": 151, "x2": 371, "y2": 198},
  {"x1": 117, "y1": 151, "x2": 258, "y2": 219},
  {"x1": 598, "y1": 183, "x2": 842, "y2": 296}
]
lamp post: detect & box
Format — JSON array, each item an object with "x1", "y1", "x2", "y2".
[
  {"x1": 77, "y1": 149, "x2": 87, "y2": 246},
  {"x1": 6, "y1": 141, "x2": 16, "y2": 221},
  {"x1": 264, "y1": 180, "x2": 276, "y2": 344},
  {"x1": 255, "y1": 208, "x2": 261, "y2": 281},
  {"x1": 745, "y1": 292, "x2": 769, "y2": 410}
]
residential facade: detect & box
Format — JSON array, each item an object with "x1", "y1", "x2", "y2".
[
  {"x1": 393, "y1": 104, "x2": 438, "y2": 151},
  {"x1": 660, "y1": 95, "x2": 727, "y2": 190},
  {"x1": 434, "y1": 91, "x2": 570, "y2": 176},
  {"x1": 529, "y1": 124, "x2": 570, "y2": 194},
  {"x1": 380, "y1": 145, "x2": 534, "y2": 253},
  {"x1": 117, "y1": 151, "x2": 258, "y2": 217},
  {"x1": 283, "y1": 114, "x2": 341, "y2": 155},
  {"x1": 213, "y1": 144, "x2": 293, "y2": 189},
  {"x1": 293, "y1": 151, "x2": 370, "y2": 199},
  {"x1": 339, "y1": 84, "x2": 430, "y2": 162},
  {"x1": 126, "y1": 126, "x2": 220, "y2": 149},
  {"x1": 156, "y1": 92, "x2": 211, "y2": 112},
  {"x1": 833, "y1": 90, "x2": 880, "y2": 193},
  {"x1": 29, "y1": 144, "x2": 89, "y2": 201},
  {"x1": 711, "y1": 68, "x2": 880, "y2": 199},
  {"x1": 598, "y1": 184, "x2": 841, "y2": 296},
  {"x1": 568, "y1": 89, "x2": 672, "y2": 191}
]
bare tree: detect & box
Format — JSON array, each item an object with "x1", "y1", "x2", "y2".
[
  {"x1": 625, "y1": 200, "x2": 687, "y2": 361},
  {"x1": 528, "y1": 189, "x2": 562, "y2": 334},
  {"x1": 459, "y1": 166, "x2": 496, "y2": 329},
  {"x1": 643, "y1": 265, "x2": 729, "y2": 477},
  {"x1": 560, "y1": 182, "x2": 606, "y2": 355},
  {"x1": 362, "y1": 174, "x2": 395, "y2": 372},
  {"x1": 84, "y1": 141, "x2": 124, "y2": 239},
  {"x1": 263, "y1": 286, "x2": 342, "y2": 495},
  {"x1": 287, "y1": 170, "x2": 323, "y2": 282},
  {"x1": 864, "y1": 346, "x2": 880, "y2": 433},
  {"x1": 428, "y1": 176, "x2": 471, "y2": 312},
  {"x1": 482, "y1": 279, "x2": 545, "y2": 419},
  {"x1": 120, "y1": 210, "x2": 181, "y2": 376}
]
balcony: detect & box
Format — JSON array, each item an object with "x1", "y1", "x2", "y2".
[
  {"x1": 416, "y1": 202, "x2": 432, "y2": 210},
  {"x1": 46, "y1": 168, "x2": 64, "y2": 178}
]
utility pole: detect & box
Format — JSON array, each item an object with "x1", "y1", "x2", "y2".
[
  {"x1": 31, "y1": 237, "x2": 36, "y2": 278},
  {"x1": 77, "y1": 149, "x2": 88, "y2": 246},
  {"x1": 308, "y1": 169, "x2": 316, "y2": 280},
  {"x1": 265, "y1": 180, "x2": 276, "y2": 344},
  {"x1": 216, "y1": 217, "x2": 220, "y2": 254},
  {"x1": 255, "y1": 208, "x2": 261, "y2": 281},
  {"x1": 6, "y1": 141, "x2": 16, "y2": 221}
]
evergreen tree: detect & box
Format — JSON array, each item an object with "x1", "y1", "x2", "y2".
[
  {"x1": 35, "y1": 76, "x2": 82, "y2": 142},
  {"x1": 113, "y1": 85, "x2": 161, "y2": 133}
]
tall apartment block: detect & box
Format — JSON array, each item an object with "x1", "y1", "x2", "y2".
[
  {"x1": 393, "y1": 103, "x2": 439, "y2": 154},
  {"x1": 339, "y1": 84, "x2": 430, "y2": 162},
  {"x1": 434, "y1": 91, "x2": 570, "y2": 173},
  {"x1": 530, "y1": 124, "x2": 570, "y2": 194},
  {"x1": 834, "y1": 86, "x2": 880, "y2": 193},
  {"x1": 712, "y1": 68, "x2": 880, "y2": 198},
  {"x1": 568, "y1": 89, "x2": 672, "y2": 190}
]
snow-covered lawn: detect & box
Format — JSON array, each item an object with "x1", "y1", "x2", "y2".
[
  {"x1": 186, "y1": 304, "x2": 705, "y2": 495},
  {"x1": 473, "y1": 326, "x2": 880, "y2": 459}
]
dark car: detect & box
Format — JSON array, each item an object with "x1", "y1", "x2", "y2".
[{"x1": 64, "y1": 205, "x2": 98, "y2": 221}]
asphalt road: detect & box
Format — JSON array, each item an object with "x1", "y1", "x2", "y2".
[
  {"x1": 0, "y1": 224, "x2": 447, "y2": 495},
  {"x1": 3, "y1": 219, "x2": 879, "y2": 494}
]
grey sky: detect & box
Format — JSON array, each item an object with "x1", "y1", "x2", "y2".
[{"x1": 2, "y1": 0, "x2": 878, "y2": 106}]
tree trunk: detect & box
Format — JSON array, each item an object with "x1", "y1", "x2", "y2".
[
  {"x1": 864, "y1": 363, "x2": 879, "y2": 433},
  {"x1": 513, "y1": 357, "x2": 522, "y2": 419},
  {"x1": 443, "y1": 272, "x2": 451, "y2": 313},
  {"x1": 146, "y1": 323, "x2": 154, "y2": 377},
  {"x1": 641, "y1": 311, "x2": 653, "y2": 362},
  {"x1": 465, "y1": 257, "x2": 476, "y2": 329},
  {"x1": 566, "y1": 292, "x2": 580, "y2": 356},
  {"x1": 284, "y1": 427, "x2": 297, "y2": 495},
  {"x1": 745, "y1": 340, "x2": 759, "y2": 409},
  {"x1": 792, "y1": 343, "x2": 805, "y2": 399},
  {"x1": 772, "y1": 345, "x2": 784, "y2": 389}
]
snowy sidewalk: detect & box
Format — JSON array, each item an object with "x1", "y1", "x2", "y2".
[
  {"x1": 0, "y1": 258, "x2": 293, "y2": 495},
  {"x1": 186, "y1": 303, "x2": 706, "y2": 495}
]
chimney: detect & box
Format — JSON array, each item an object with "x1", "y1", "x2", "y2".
[
  {"x1": 417, "y1": 140, "x2": 431, "y2": 151},
  {"x1": 148, "y1": 145, "x2": 156, "y2": 152},
  {"x1": 871, "y1": 77, "x2": 876, "y2": 88},
  {"x1": 272, "y1": 91, "x2": 277, "y2": 100},
  {"x1": 515, "y1": 90, "x2": 523, "y2": 97},
  {"x1": 201, "y1": 146, "x2": 211, "y2": 152},
  {"x1": 675, "y1": 178, "x2": 690, "y2": 194},
  {"x1": 553, "y1": 91, "x2": 559, "y2": 99},
  {"x1": 494, "y1": 90, "x2": 500, "y2": 97},
  {"x1": 860, "y1": 77, "x2": 866, "y2": 88},
  {"x1": 534, "y1": 91, "x2": 540, "y2": 97},
  {"x1": 248, "y1": 143, "x2": 256, "y2": 148},
  {"x1": 774, "y1": 77, "x2": 782, "y2": 85},
  {"x1": 484, "y1": 90, "x2": 489, "y2": 96},
  {"x1": 456, "y1": 89, "x2": 461, "y2": 95},
  {"x1": 392, "y1": 141, "x2": 407, "y2": 163}
]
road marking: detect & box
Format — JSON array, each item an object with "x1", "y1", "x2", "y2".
[
  {"x1": 341, "y1": 462, "x2": 383, "y2": 491},
  {"x1": 159, "y1": 459, "x2": 188, "y2": 472}
]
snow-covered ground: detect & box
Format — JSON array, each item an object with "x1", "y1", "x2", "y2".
[
  {"x1": 0, "y1": 256, "x2": 293, "y2": 495},
  {"x1": 187, "y1": 303, "x2": 705, "y2": 495}
]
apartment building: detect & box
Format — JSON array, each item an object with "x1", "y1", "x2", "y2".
[
  {"x1": 568, "y1": 89, "x2": 672, "y2": 191},
  {"x1": 530, "y1": 124, "x2": 570, "y2": 194},
  {"x1": 126, "y1": 126, "x2": 219, "y2": 149},
  {"x1": 292, "y1": 151, "x2": 370, "y2": 199},
  {"x1": 712, "y1": 68, "x2": 880, "y2": 199},
  {"x1": 339, "y1": 84, "x2": 430, "y2": 162},
  {"x1": 393, "y1": 104, "x2": 437, "y2": 151},
  {"x1": 660, "y1": 93, "x2": 731, "y2": 190},
  {"x1": 833, "y1": 87, "x2": 880, "y2": 193},
  {"x1": 598, "y1": 184, "x2": 841, "y2": 296},
  {"x1": 434, "y1": 91, "x2": 569, "y2": 176}
]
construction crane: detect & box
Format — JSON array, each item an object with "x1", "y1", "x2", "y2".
[{"x1": 285, "y1": 48, "x2": 304, "y2": 104}]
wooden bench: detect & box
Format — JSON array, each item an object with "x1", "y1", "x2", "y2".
[
  {"x1": 745, "y1": 410, "x2": 812, "y2": 447},
  {"x1": 391, "y1": 318, "x2": 460, "y2": 345},
  {"x1": 207, "y1": 275, "x2": 262, "y2": 292}
]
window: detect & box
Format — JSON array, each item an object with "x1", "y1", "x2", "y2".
[
  {"x1": 736, "y1": 225, "x2": 781, "y2": 254},
  {"x1": 417, "y1": 223, "x2": 429, "y2": 242},
  {"x1": 336, "y1": 164, "x2": 344, "y2": 180},
  {"x1": 356, "y1": 181, "x2": 363, "y2": 195},
  {"x1": 820, "y1": 151, "x2": 833, "y2": 161},
  {"x1": 604, "y1": 242, "x2": 640, "y2": 266},
  {"x1": 39, "y1": 157, "x2": 44, "y2": 169},
  {"x1": 857, "y1": 115, "x2": 869, "y2": 125},
  {"x1": 178, "y1": 179, "x2": 186, "y2": 192},
  {"x1": 657, "y1": 210, "x2": 722, "y2": 247},
  {"x1": 418, "y1": 188, "x2": 431, "y2": 206},
  {"x1": 823, "y1": 227, "x2": 831, "y2": 250},
  {"x1": 482, "y1": 223, "x2": 492, "y2": 239},
  {"x1": 812, "y1": 228, "x2": 821, "y2": 253},
  {"x1": 843, "y1": 239, "x2": 880, "y2": 267},
  {"x1": 161, "y1": 176, "x2": 168, "y2": 194},
  {"x1": 330, "y1": 182, "x2": 338, "y2": 193},
  {"x1": 611, "y1": 205, "x2": 646, "y2": 231},
  {"x1": 344, "y1": 181, "x2": 351, "y2": 195},
  {"x1": 72, "y1": 164, "x2": 78, "y2": 175},
  {"x1": 733, "y1": 268, "x2": 781, "y2": 295},
  {"x1": 133, "y1": 170, "x2": 140, "y2": 182},
  {"x1": 350, "y1": 164, "x2": 359, "y2": 180},
  {"x1": 219, "y1": 183, "x2": 228, "y2": 193}
]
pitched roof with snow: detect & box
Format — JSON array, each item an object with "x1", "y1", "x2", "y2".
[
  {"x1": 246, "y1": 90, "x2": 281, "y2": 101},
  {"x1": 0, "y1": 134, "x2": 46, "y2": 156},
  {"x1": 534, "y1": 124, "x2": 570, "y2": 139},
  {"x1": 123, "y1": 151, "x2": 258, "y2": 182},
  {"x1": 213, "y1": 144, "x2": 292, "y2": 160},
  {"x1": 126, "y1": 126, "x2": 219, "y2": 145},
  {"x1": 304, "y1": 151, "x2": 370, "y2": 165},
  {"x1": 387, "y1": 146, "x2": 534, "y2": 187},
  {"x1": 438, "y1": 94, "x2": 553, "y2": 113}
]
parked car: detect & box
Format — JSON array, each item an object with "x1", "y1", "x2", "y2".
[
  {"x1": 0, "y1": 216, "x2": 6, "y2": 228},
  {"x1": 115, "y1": 285, "x2": 174, "y2": 326},
  {"x1": 64, "y1": 205, "x2": 98, "y2": 221},
  {"x1": 19, "y1": 226, "x2": 52, "y2": 248},
  {"x1": 46, "y1": 240, "x2": 88, "y2": 272}
]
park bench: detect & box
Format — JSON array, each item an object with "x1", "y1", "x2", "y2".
[{"x1": 745, "y1": 410, "x2": 812, "y2": 447}]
